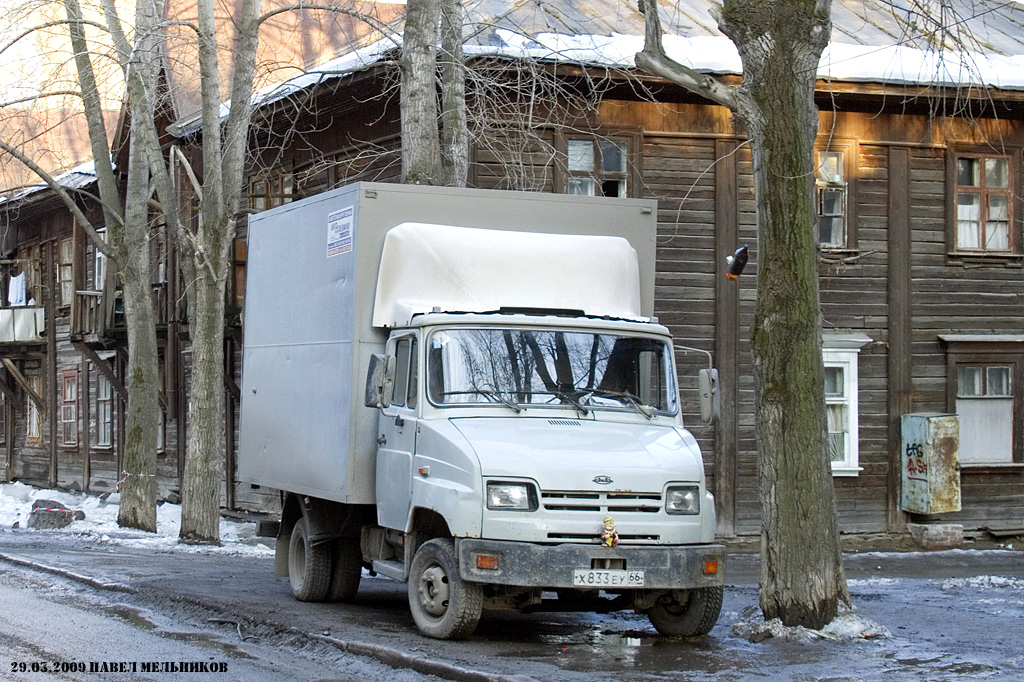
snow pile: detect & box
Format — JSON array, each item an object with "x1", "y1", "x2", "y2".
[
  {"x1": 0, "y1": 481, "x2": 273, "y2": 556},
  {"x1": 940, "y1": 575, "x2": 1024, "y2": 591},
  {"x1": 732, "y1": 603, "x2": 891, "y2": 643},
  {"x1": 847, "y1": 577, "x2": 900, "y2": 587}
]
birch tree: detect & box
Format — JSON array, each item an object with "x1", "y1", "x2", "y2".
[
  {"x1": 636, "y1": 0, "x2": 850, "y2": 629},
  {"x1": 0, "y1": 0, "x2": 164, "y2": 532}
]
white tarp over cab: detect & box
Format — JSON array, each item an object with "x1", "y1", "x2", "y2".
[{"x1": 372, "y1": 222, "x2": 643, "y2": 328}]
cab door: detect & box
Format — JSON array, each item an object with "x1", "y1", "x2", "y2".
[{"x1": 376, "y1": 334, "x2": 419, "y2": 530}]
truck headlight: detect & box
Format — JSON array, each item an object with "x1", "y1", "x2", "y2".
[
  {"x1": 486, "y1": 482, "x2": 537, "y2": 511},
  {"x1": 665, "y1": 485, "x2": 700, "y2": 515}
]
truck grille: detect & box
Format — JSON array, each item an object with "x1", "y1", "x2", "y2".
[{"x1": 541, "y1": 490, "x2": 662, "y2": 514}]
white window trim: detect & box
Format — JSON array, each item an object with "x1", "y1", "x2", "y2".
[{"x1": 823, "y1": 333, "x2": 872, "y2": 476}]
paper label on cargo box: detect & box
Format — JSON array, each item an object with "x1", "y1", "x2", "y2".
[{"x1": 327, "y1": 206, "x2": 354, "y2": 257}]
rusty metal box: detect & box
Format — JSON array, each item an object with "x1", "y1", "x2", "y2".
[{"x1": 900, "y1": 413, "x2": 961, "y2": 515}]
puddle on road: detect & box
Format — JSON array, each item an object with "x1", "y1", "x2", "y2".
[{"x1": 102, "y1": 604, "x2": 256, "y2": 659}]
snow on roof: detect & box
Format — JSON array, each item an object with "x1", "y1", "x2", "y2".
[
  {"x1": 169, "y1": 0, "x2": 1024, "y2": 137},
  {"x1": 0, "y1": 160, "x2": 97, "y2": 207}
]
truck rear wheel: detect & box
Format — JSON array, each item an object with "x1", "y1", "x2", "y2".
[
  {"x1": 408, "y1": 538, "x2": 482, "y2": 640},
  {"x1": 327, "y1": 538, "x2": 363, "y2": 602},
  {"x1": 647, "y1": 586, "x2": 723, "y2": 637},
  {"x1": 288, "y1": 518, "x2": 331, "y2": 601}
]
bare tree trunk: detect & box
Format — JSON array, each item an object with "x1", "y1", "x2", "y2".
[
  {"x1": 718, "y1": 0, "x2": 850, "y2": 629},
  {"x1": 117, "y1": 133, "x2": 159, "y2": 531},
  {"x1": 402, "y1": 0, "x2": 442, "y2": 184},
  {"x1": 438, "y1": 0, "x2": 467, "y2": 187},
  {"x1": 179, "y1": 255, "x2": 227, "y2": 543},
  {"x1": 63, "y1": 0, "x2": 161, "y2": 531},
  {"x1": 637, "y1": 0, "x2": 849, "y2": 628},
  {"x1": 178, "y1": 0, "x2": 260, "y2": 543}
]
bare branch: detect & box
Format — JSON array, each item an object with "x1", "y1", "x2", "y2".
[
  {"x1": 635, "y1": 0, "x2": 738, "y2": 111},
  {"x1": 258, "y1": 2, "x2": 400, "y2": 47}
]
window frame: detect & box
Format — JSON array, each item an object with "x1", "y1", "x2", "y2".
[
  {"x1": 941, "y1": 335, "x2": 1024, "y2": 468},
  {"x1": 95, "y1": 373, "x2": 113, "y2": 448},
  {"x1": 26, "y1": 374, "x2": 42, "y2": 444},
  {"x1": 60, "y1": 368, "x2": 78, "y2": 447},
  {"x1": 946, "y1": 146, "x2": 1023, "y2": 262},
  {"x1": 247, "y1": 169, "x2": 294, "y2": 212},
  {"x1": 555, "y1": 129, "x2": 640, "y2": 198},
  {"x1": 814, "y1": 139, "x2": 858, "y2": 252},
  {"x1": 823, "y1": 333, "x2": 870, "y2": 476}
]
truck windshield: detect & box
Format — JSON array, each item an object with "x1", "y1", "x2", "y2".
[{"x1": 427, "y1": 328, "x2": 678, "y2": 416}]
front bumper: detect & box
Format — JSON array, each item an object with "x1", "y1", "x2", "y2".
[{"x1": 457, "y1": 538, "x2": 725, "y2": 590}]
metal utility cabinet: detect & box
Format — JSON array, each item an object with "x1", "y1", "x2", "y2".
[
  {"x1": 238, "y1": 182, "x2": 725, "y2": 641},
  {"x1": 900, "y1": 413, "x2": 962, "y2": 515}
]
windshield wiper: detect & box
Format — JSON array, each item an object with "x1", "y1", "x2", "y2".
[
  {"x1": 551, "y1": 389, "x2": 590, "y2": 416},
  {"x1": 586, "y1": 389, "x2": 656, "y2": 419},
  {"x1": 470, "y1": 389, "x2": 523, "y2": 413}
]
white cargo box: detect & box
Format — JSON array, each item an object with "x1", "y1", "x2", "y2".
[{"x1": 237, "y1": 182, "x2": 658, "y2": 504}]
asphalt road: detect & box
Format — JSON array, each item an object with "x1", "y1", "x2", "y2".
[{"x1": 1, "y1": 527, "x2": 1022, "y2": 682}]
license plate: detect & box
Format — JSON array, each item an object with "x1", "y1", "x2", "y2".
[{"x1": 572, "y1": 569, "x2": 645, "y2": 587}]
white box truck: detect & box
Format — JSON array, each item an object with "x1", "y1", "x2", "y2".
[{"x1": 238, "y1": 182, "x2": 725, "y2": 640}]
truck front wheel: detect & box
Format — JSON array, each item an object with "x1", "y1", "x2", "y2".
[
  {"x1": 408, "y1": 538, "x2": 483, "y2": 640},
  {"x1": 646, "y1": 586, "x2": 723, "y2": 637},
  {"x1": 288, "y1": 518, "x2": 332, "y2": 601}
]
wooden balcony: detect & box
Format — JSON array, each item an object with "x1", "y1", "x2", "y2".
[{"x1": 0, "y1": 307, "x2": 45, "y2": 344}]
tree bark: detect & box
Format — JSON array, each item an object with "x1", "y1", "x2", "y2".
[
  {"x1": 117, "y1": 132, "x2": 160, "y2": 532},
  {"x1": 719, "y1": 0, "x2": 850, "y2": 629},
  {"x1": 637, "y1": 0, "x2": 850, "y2": 629},
  {"x1": 401, "y1": 0, "x2": 443, "y2": 184},
  {"x1": 179, "y1": 254, "x2": 227, "y2": 543},
  {"x1": 63, "y1": 0, "x2": 161, "y2": 532}
]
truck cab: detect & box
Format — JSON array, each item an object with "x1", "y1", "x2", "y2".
[{"x1": 365, "y1": 312, "x2": 724, "y2": 638}]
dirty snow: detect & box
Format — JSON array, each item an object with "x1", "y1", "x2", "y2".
[
  {"x1": 731, "y1": 603, "x2": 892, "y2": 643},
  {"x1": 0, "y1": 481, "x2": 273, "y2": 556},
  {"x1": 940, "y1": 575, "x2": 1024, "y2": 591}
]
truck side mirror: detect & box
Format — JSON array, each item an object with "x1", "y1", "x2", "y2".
[
  {"x1": 698, "y1": 368, "x2": 720, "y2": 425},
  {"x1": 365, "y1": 354, "x2": 396, "y2": 408}
]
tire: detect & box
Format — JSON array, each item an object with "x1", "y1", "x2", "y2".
[
  {"x1": 647, "y1": 586, "x2": 723, "y2": 637},
  {"x1": 407, "y1": 538, "x2": 483, "y2": 640},
  {"x1": 288, "y1": 518, "x2": 332, "y2": 602},
  {"x1": 327, "y1": 537, "x2": 363, "y2": 602}
]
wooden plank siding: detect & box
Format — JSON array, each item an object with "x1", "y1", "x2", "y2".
[{"x1": 4, "y1": 63, "x2": 1024, "y2": 540}]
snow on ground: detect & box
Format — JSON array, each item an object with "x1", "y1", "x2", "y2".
[
  {"x1": 0, "y1": 481, "x2": 273, "y2": 557},
  {"x1": 731, "y1": 602, "x2": 892, "y2": 643},
  {"x1": 940, "y1": 575, "x2": 1024, "y2": 591}
]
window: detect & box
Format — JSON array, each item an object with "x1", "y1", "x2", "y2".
[
  {"x1": 823, "y1": 334, "x2": 871, "y2": 476},
  {"x1": 952, "y1": 153, "x2": 1015, "y2": 253},
  {"x1": 96, "y1": 374, "x2": 113, "y2": 448},
  {"x1": 61, "y1": 369, "x2": 78, "y2": 446},
  {"x1": 565, "y1": 137, "x2": 629, "y2": 198},
  {"x1": 941, "y1": 334, "x2": 1024, "y2": 466},
  {"x1": 390, "y1": 337, "x2": 417, "y2": 409},
  {"x1": 94, "y1": 228, "x2": 107, "y2": 290},
  {"x1": 957, "y1": 364, "x2": 1013, "y2": 464},
  {"x1": 58, "y1": 238, "x2": 74, "y2": 306},
  {"x1": 248, "y1": 172, "x2": 294, "y2": 212},
  {"x1": 816, "y1": 151, "x2": 846, "y2": 247},
  {"x1": 26, "y1": 375, "x2": 42, "y2": 444},
  {"x1": 814, "y1": 142, "x2": 857, "y2": 249}
]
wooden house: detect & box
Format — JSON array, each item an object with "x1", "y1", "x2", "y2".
[{"x1": 1, "y1": 0, "x2": 1022, "y2": 540}]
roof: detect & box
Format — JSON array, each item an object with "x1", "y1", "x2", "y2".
[
  {"x1": 0, "y1": 161, "x2": 97, "y2": 207},
  {"x1": 169, "y1": 0, "x2": 1024, "y2": 136}
]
